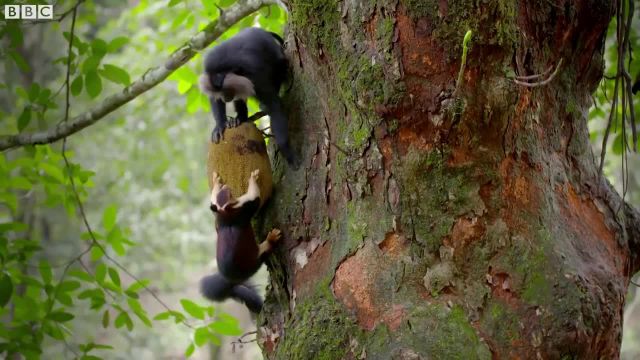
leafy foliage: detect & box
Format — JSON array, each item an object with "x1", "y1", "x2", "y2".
[{"x1": 0, "y1": 0, "x2": 286, "y2": 358}]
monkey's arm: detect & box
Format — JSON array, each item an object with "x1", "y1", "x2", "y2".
[
  {"x1": 210, "y1": 98, "x2": 227, "y2": 143},
  {"x1": 230, "y1": 100, "x2": 248, "y2": 127},
  {"x1": 259, "y1": 94, "x2": 298, "y2": 167}
]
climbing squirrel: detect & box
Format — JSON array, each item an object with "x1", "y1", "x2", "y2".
[{"x1": 200, "y1": 169, "x2": 281, "y2": 313}]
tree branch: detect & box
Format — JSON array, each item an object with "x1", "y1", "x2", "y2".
[{"x1": 0, "y1": 0, "x2": 276, "y2": 152}]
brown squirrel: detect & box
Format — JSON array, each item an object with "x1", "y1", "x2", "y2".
[{"x1": 200, "y1": 169, "x2": 281, "y2": 313}]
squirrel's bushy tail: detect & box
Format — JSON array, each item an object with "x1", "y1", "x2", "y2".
[{"x1": 200, "y1": 273, "x2": 263, "y2": 313}]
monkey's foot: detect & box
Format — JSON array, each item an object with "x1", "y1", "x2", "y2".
[
  {"x1": 211, "y1": 126, "x2": 224, "y2": 143},
  {"x1": 266, "y1": 228, "x2": 282, "y2": 244},
  {"x1": 227, "y1": 116, "x2": 240, "y2": 128}
]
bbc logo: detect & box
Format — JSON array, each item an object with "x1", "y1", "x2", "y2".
[{"x1": 4, "y1": 5, "x2": 53, "y2": 20}]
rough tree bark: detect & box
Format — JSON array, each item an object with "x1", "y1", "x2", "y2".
[{"x1": 257, "y1": 0, "x2": 640, "y2": 358}]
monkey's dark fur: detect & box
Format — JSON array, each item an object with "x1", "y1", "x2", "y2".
[
  {"x1": 200, "y1": 170, "x2": 281, "y2": 313},
  {"x1": 200, "y1": 27, "x2": 297, "y2": 166}
]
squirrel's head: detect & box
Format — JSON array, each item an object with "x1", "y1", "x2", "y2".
[{"x1": 210, "y1": 186, "x2": 238, "y2": 214}]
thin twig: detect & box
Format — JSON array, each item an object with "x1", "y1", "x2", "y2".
[{"x1": 0, "y1": 0, "x2": 277, "y2": 151}]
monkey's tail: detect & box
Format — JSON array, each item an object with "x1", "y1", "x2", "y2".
[{"x1": 200, "y1": 273, "x2": 263, "y2": 313}]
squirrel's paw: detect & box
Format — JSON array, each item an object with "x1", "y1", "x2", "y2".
[{"x1": 266, "y1": 228, "x2": 282, "y2": 244}]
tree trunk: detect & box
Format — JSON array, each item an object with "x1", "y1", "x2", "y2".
[{"x1": 257, "y1": 0, "x2": 640, "y2": 358}]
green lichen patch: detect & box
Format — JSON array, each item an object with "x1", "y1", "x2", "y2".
[
  {"x1": 401, "y1": 0, "x2": 518, "y2": 53},
  {"x1": 382, "y1": 304, "x2": 492, "y2": 359},
  {"x1": 480, "y1": 299, "x2": 521, "y2": 348},
  {"x1": 397, "y1": 148, "x2": 486, "y2": 253},
  {"x1": 274, "y1": 278, "x2": 364, "y2": 360}
]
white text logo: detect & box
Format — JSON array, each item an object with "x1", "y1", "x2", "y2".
[{"x1": 4, "y1": 5, "x2": 53, "y2": 20}]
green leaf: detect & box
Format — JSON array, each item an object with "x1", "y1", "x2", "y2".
[
  {"x1": 85, "y1": 70, "x2": 102, "y2": 98},
  {"x1": 80, "y1": 356, "x2": 102, "y2": 360},
  {"x1": 91, "y1": 39, "x2": 108, "y2": 58},
  {"x1": 115, "y1": 311, "x2": 133, "y2": 330},
  {"x1": 9, "y1": 50, "x2": 30, "y2": 72},
  {"x1": 9, "y1": 176, "x2": 31, "y2": 190},
  {"x1": 108, "y1": 37, "x2": 129, "y2": 52},
  {"x1": 108, "y1": 267, "x2": 120, "y2": 288},
  {"x1": 0, "y1": 273, "x2": 13, "y2": 308},
  {"x1": 95, "y1": 263, "x2": 107, "y2": 284},
  {"x1": 68, "y1": 269, "x2": 93, "y2": 282},
  {"x1": 17, "y1": 107, "x2": 32, "y2": 132},
  {"x1": 48, "y1": 311, "x2": 74, "y2": 322},
  {"x1": 58, "y1": 280, "x2": 81, "y2": 293},
  {"x1": 180, "y1": 299, "x2": 205, "y2": 320},
  {"x1": 77, "y1": 288, "x2": 104, "y2": 304},
  {"x1": 82, "y1": 56, "x2": 102, "y2": 74},
  {"x1": 153, "y1": 311, "x2": 172, "y2": 321},
  {"x1": 39, "y1": 162, "x2": 65, "y2": 183},
  {"x1": 99, "y1": 64, "x2": 131, "y2": 86},
  {"x1": 71, "y1": 75, "x2": 83, "y2": 96},
  {"x1": 169, "y1": 0, "x2": 183, "y2": 6},
  {"x1": 39, "y1": 261, "x2": 53, "y2": 284},
  {"x1": 126, "y1": 279, "x2": 150, "y2": 293},
  {"x1": 209, "y1": 318, "x2": 242, "y2": 336},
  {"x1": 6, "y1": 22, "x2": 23, "y2": 47},
  {"x1": 194, "y1": 326, "x2": 210, "y2": 347},
  {"x1": 91, "y1": 246, "x2": 104, "y2": 261},
  {"x1": 102, "y1": 205, "x2": 117, "y2": 231},
  {"x1": 56, "y1": 292, "x2": 74, "y2": 306},
  {"x1": 102, "y1": 310, "x2": 110, "y2": 328},
  {"x1": 185, "y1": 343, "x2": 195, "y2": 358}
]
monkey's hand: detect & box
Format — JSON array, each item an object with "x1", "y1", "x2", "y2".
[
  {"x1": 266, "y1": 228, "x2": 282, "y2": 244},
  {"x1": 211, "y1": 126, "x2": 225, "y2": 143}
]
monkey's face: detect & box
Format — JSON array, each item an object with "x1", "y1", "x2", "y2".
[{"x1": 199, "y1": 73, "x2": 255, "y2": 103}]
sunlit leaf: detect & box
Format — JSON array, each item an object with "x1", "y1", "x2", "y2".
[
  {"x1": 185, "y1": 343, "x2": 195, "y2": 358},
  {"x1": 102, "y1": 205, "x2": 117, "y2": 232},
  {"x1": 99, "y1": 64, "x2": 131, "y2": 86},
  {"x1": 108, "y1": 36, "x2": 129, "y2": 52},
  {"x1": 209, "y1": 318, "x2": 243, "y2": 336},
  {"x1": 180, "y1": 299, "x2": 205, "y2": 320},
  {"x1": 194, "y1": 326, "x2": 210, "y2": 347},
  {"x1": 90, "y1": 246, "x2": 104, "y2": 261}
]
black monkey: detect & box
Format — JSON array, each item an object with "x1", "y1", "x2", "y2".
[
  {"x1": 200, "y1": 170, "x2": 281, "y2": 313},
  {"x1": 199, "y1": 27, "x2": 297, "y2": 166}
]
